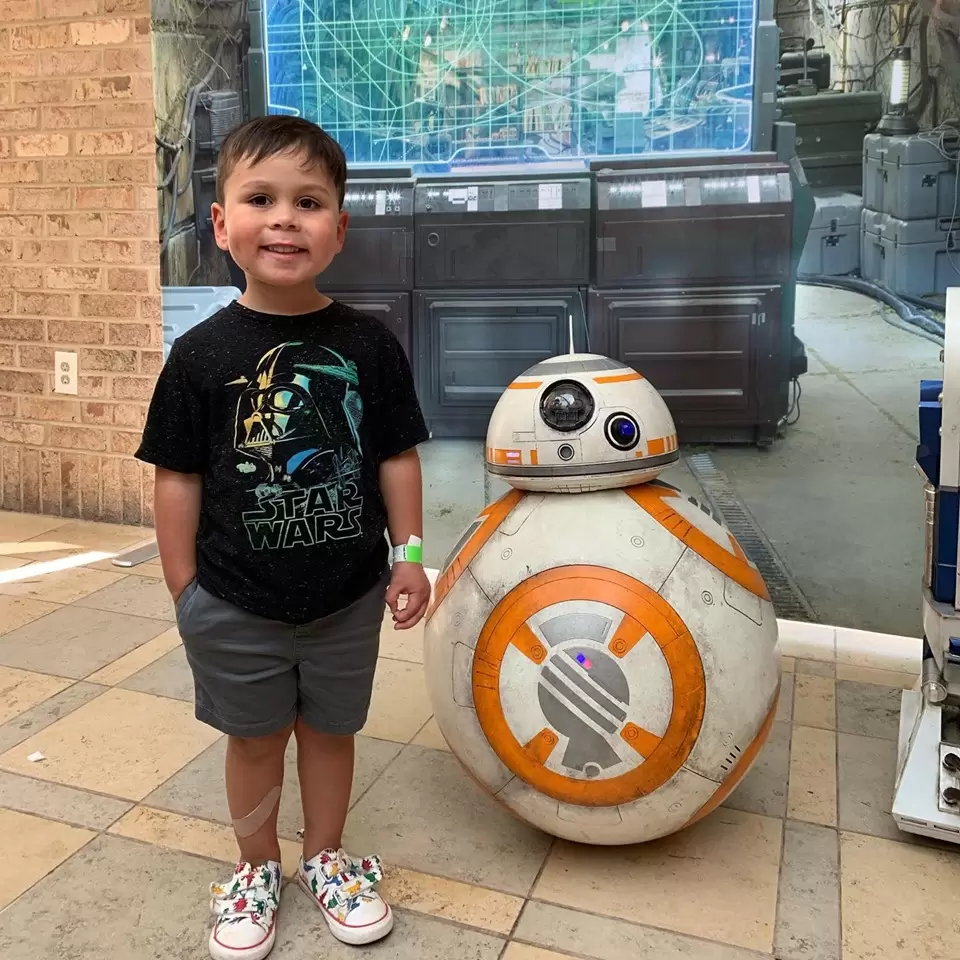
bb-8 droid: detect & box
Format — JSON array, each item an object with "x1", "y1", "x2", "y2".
[{"x1": 423, "y1": 353, "x2": 781, "y2": 844}]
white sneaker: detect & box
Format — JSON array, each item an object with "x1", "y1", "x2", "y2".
[
  {"x1": 208, "y1": 861, "x2": 282, "y2": 960},
  {"x1": 297, "y1": 848, "x2": 394, "y2": 945}
]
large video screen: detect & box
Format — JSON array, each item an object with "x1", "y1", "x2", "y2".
[{"x1": 263, "y1": 1, "x2": 757, "y2": 171}]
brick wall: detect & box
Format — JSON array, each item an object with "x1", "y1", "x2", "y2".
[{"x1": 0, "y1": 0, "x2": 160, "y2": 525}]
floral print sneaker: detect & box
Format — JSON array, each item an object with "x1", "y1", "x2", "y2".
[
  {"x1": 208, "y1": 860, "x2": 282, "y2": 960},
  {"x1": 297, "y1": 848, "x2": 394, "y2": 945}
]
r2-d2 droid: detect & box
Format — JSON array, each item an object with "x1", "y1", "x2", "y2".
[
  {"x1": 894, "y1": 288, "x2": 960, "y2": 840},
  {"x1": 424, "y1": 352, "x2": 781, "y2": 845}
]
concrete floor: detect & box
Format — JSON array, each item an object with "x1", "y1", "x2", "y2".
[{"x1": 420, "y1": 284, "x2": 941, "y2": 639}]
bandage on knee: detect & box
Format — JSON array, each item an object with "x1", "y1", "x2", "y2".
[{"x1": 232, "y1": 785, "x2": 282, "y2": 838}]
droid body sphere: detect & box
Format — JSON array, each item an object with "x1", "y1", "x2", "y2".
[{"x1": 423, "y1": 355, "x2": 781, "y2": 845}]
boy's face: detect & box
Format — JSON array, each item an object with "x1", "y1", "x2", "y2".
[{"x1": 211, "y1": 149, "x2": 348, "y2": 289}]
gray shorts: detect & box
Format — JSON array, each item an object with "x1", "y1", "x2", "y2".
[{"x1": 174, "y1": 570, "x2": 388, "y2": 739}]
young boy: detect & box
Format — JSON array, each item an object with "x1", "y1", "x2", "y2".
[{"x1": 135, "y1": 115, "x2": 431, "y2": 960}]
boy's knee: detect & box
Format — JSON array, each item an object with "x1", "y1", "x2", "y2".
[{"x1": 229, "y1": 725, "x2": 293, "y2": 760}]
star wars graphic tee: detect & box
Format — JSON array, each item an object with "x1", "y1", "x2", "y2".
[{"x1": 135, "y1": 299, "x2": 429, "y2": 624}]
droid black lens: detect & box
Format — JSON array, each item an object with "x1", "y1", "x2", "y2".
[
  {"x1": 557, "y1": 443, "x2": 575, "y2": 461},
  {"x1": 540, "y1": 380, "x2": 595, "y2": 432},
  {"x1": 605, "y1": 413, "x2": 640, "y2": 451}
]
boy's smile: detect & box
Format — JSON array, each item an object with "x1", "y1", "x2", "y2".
[{"x1": 211, "y1": 149, "x2": 349, "y2": 312}]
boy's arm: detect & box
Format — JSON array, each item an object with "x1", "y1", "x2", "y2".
[
  {"x1": 380, "y1": 447, "x2": 430, "y2": 628},
  {"x1": 155, "y1": 468, "x2": 202, "y2": 600}
]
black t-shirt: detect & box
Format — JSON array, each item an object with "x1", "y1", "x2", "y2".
[{"x1": 135, "y1": 299, "x2": 429, "y2": 624}]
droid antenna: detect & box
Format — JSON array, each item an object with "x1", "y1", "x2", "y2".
[{"x1": 568, "y1": 313, "x2": 575, "y2": 355}]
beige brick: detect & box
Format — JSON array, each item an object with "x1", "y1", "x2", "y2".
[
  {"x1": 45, "y1": 265, "x2": 103, "y2": 290},
  {"x1": 105, "y1": 157, "x2": 152, "y2": 182},
  {"x1": 138, "y1": 294, "x2": 160, "y2": 321},
  {"x1": 49, "y1": 425, "x2": 107, "y2": 452},
  {"x1": 20, "y1": 397, "x2": 82, "y2": 423},
  {"x1": 0, "y1": 160, "x2": 40, "y2": 182},
  {"x1": 0, "y1": 343, "x2": 14, "y2": 366},
  {"x1": 14, "y1": 186, "x2": 72, "y2": 211},
  {"x1": 0, "y1": 394, "x2": 17, "y2": 417},
  {"x1": 47, "y1": 319, "x2": 105, "y2": 343},
  {"x1": 24, "y1": 449, "x2": 42, "y2": 514},
  {"x1": 0, "y1": 186, "x2": 10, "y2": 209},
  {"x1": 10, "y1": 24, "x2": 69, "y2": 52},
  {"x1": 0, "y1": 2, "x2": 38, "y2": 23},
  {"x1": 0, "y1": 54, "x2": 37, "y2": 79},
  {"x1": 79, "y1": 374, "x2": 106, "y2": 397},
  {"x1": 113, "y1": 375, "x2": 154, "y2": 400},
  {"x1": 108, "y1": 322, "x2": 151, "y2": 346},
  {"x1": 107, "y1": 266, "x2": 148, "y2": 292},
  {"x1": 16, "y1": 292, "x2": 73, "y2": 316},
  {"x1": 37, "y1": 49, "x2": 102, "y2": 76},
  {"x1": 110, "y1": 430, "x2": 141, "y2": 455},
  {"x1": 107, "y1": 211, "x2": 155, "y2": 236},
  {"x1": 13, "y1": 79, "x2": 73, "y2": 104},
  {"x1": 13, "y1": 133, "x2": 69, "y2": 157},
  {"x1": 103, "y1": 0, "x2": 150, "y2": 13},
  {"x1": 0, "y1": 265, "x2": 43, "y2": 288},
  {"x1": 103, "y1": 46, "x2": 152, "y2": 73},
  {"x1": 0, "y1": 84, "x2": 9, "y2": 107},
  {"x1": 17, "y1": 344, "x2": 54, "y2": 368},
  {"x1": 77, "y1": 131, "x2": 133, "y2": 155},
  {"x1": 133, "y1": 17, "x2": 151, "y2": 41},
  {"x1": 81, "y1": 401, "x2": 112, "y2": 424},
  {"x1": 0, "y1": 29, "x2": 8, "y2": 52},
  {"x1": 120, "y1": 455, "x2": 141, "y2": 523},
  {"x1": 41, "y1": 103, "x2": 98, "y2": 128},
  {"x1": 0, "y1": 420, "x2": 45, "y2": 445},
  {"x1": 40, "y1": 0, "x2": 98, "y2": 16},
  {"x1": 44, "y1": 158, "x2": 103, "y2": 184},
  {"x1": 78, "y1": 452, "x2": 100, "y2": 518},
  {"x1": 78, "y1": 239, "x2": 136, "y2": 264},
  {"x1": 0, "y1": 106, "x2": 37, "y2": 131},
  {"x1": 1, "y1": 444, "x2": 22, "y2": 511},
  {"x1": 139, "y1": 239, "x2": 160, "y2": 265},
  {"x1": 75, "y1": 185, "x2": 135, "y2": 211},
  {"x1": 0, "y1": 213, "x2": 41, "y2": 236},
  {"x1": 103, "y1": 100, "x2": 154, "y2": 130},
  {"x1": 0, "y1": 288, "x2": 12, "y2": 312},
  {"x1": 70, "y1": 20, "x2": 130, "y2": 47},
  {"x1": 80, "y1": 293, "x2": 137, "y2": 319},
  {"x1": 15, "y1": 238, "x2": 74, "y2": 263},
  {"x1": 80, "y1": 347, "x2": 137, "y2": 372},
  {"x1": 74, "y1": 75, "x2": 135, "y2": 102},
  {"x1": 0, "y1": 370, "x2": 44, "y2": 393},
  {"x1": 113, "y1": 402, "x2": 144, "y2": 427},
  {"x1": 61, "y1": 450, "x2": 80, "y2": 518},
  {"x1": 40, "y1": 449, "x2": 61, "y2": 515},
  {"x1": 0, "y1": 317, "x2": 43, "y2": 340},
  {"x1": 140, "y1": 349, "x2": 163, "y2": 375},
  {"x1": 46, "y1": 212, "x2": 105, "y2": 237}
]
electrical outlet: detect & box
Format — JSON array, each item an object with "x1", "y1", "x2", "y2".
[{"x1": 54, "y1": 351, "x2": 78, "y2": 395}]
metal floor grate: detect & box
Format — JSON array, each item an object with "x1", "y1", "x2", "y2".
[{"x1": 685, "y1": 453, "x2": 818, "y2": 622}]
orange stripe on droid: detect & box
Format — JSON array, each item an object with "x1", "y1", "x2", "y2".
[
  {"x1": 594, "y1": 371, "x2": 643, "y2": 384},
  {"x1": 607, "y1": 615, "x2": 646, "y2": 658},
  {"x1": 525, "y1": 729, "x2": 559, "y2": 766},
  {"x1": 513, "y1": 622, "x2": 548, "y2": 663},
  {"x1": 624, "y1": 485, "x2": 771, "y2": 601},
  {"x1": 472, "y1": 565, "x2": 705, "y2": 806},
  {"x1": 530, "y1": 448, "x2": 539, "y2": 465},
  {"x1": 507, "y1": 380, "x2": 543, "y2": 390},
  {"x1": 428, "y1": 488, "x2": 525, "y2": 615},
  {"x1": 682, "y1": 680, "x2": 781, "y2": 828},
  {"x1": 491, "y1": 448, "x2": 523, "y2": 465},
  {"x1": 620, "y1": 722, "x2": 661, "y2": 759},
  {"x1": 647, "y1": 437, "x2": 667, "y2": 456}
]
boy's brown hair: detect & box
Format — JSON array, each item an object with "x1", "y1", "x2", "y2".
[{"x1": 216, "y1": 115, "x2": 348, "y2": 208}]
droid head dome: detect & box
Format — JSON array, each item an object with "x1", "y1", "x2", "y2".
[{"x1": 486, "y1": 353, "x2": 678, "y2": 493}]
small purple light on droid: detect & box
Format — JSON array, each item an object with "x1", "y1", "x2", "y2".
[{"x1": 576, "y1": 653, "x2": 593, "y2": 669}]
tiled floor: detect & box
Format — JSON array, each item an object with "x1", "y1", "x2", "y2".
[{"x1": 1, "y1": 510, "x2": 959, "y2": 959}]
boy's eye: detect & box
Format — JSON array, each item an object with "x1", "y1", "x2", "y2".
[
  {"x1": 249, "y1": 195, "x2": 271, "y2": 206},
  {"x1": 298, "y1": 198, "x2": 320, "y2": 210}
]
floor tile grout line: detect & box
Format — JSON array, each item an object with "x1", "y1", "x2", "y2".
[
  {"x1": 771, "y1": 706, "x2": 796, "y2": 956},
  {"x1": 835, "y1": 664, "x2": 845, "y2": 960}
]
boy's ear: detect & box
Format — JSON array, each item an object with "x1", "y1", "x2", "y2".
[
  {"x1": 336, "y1": 208, "x2": 349, "y2": 249},
  {"x1": 212, "y1": 202, "x2": 229, "y2": 252}
]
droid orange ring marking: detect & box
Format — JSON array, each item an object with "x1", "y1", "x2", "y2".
[
  {"x1": 683, "y1": 680, "x2": 781, "y2": 828},
  {"x1": 472, "y1": 565, "x2": 706, "y2": 806},
  {"x1": 427, "y1": 488, "x2": 526, "y2": 616},
  {"x1": 624, "y1": 484, "x2": 771, "y2": 601},
  {"x1": 593, "y1": 371, "x2": 643, "y2": 383}
]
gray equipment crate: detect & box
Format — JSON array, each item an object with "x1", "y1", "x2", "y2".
[
  {"x1": 863, "y1": 133, "x2": 958, "y2": 221},
  {"x1": 162, "y1": 286, "x2": 242, "y2": 361},
  {"x1": 799, "y1": 190, "x2": 862, "y2": 276},
  {"x1": 861, "y1": 211, "x2": 960, "y2": 297}
]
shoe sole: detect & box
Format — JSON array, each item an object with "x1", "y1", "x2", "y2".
[
  {"x1": 296, "y1": 873, "x2": 394, "y2": 946},
  {"x1": 209, "y1": 925, "x2": 276, "y2": 960}
]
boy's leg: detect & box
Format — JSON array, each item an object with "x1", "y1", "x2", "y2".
[
  {"x1": 294, "y1": 721, "x2": 354, "y2": 860},
  {"x1": 293, "y1": 569, "x2": 393, "y2": 945},
  {"x1": 175, "y1": 579, "x2": 298, "y2": 960}
]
